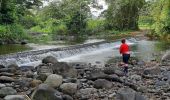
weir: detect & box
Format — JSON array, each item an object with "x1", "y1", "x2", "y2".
[{"x1": 0, "y1": 39, "x2": 136, "y2": 66}]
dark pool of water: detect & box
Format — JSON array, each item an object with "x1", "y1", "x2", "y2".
[{"x1": 0, "y1": 44, "x2": 31, "y2": 55}]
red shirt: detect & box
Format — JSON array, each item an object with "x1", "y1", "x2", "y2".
[{"x1": 119, "y1": 43, "x2": 130, "y2": 54}]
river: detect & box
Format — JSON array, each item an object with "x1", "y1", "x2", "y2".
[{"x1": 0, "y1": 38, "x2": 169, "y2": 66}]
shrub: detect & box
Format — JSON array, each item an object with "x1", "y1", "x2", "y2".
[{"x1": 0, "y1": 24, "x2": 27, "y2": 41}]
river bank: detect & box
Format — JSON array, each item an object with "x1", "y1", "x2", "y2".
[{"x1": 0, "y1": 54, "x2": 169, "y2": 100}]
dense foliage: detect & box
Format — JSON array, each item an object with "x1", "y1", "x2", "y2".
[
  {"x1": 0, "y1": 0, "x2": 169, "y2": 43},
  {"x1": 152, "y1": 0, "x2": 170, "y2": 35}
]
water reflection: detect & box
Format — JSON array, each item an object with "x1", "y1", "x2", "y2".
[
  {"x1": 0, "y1": 44, "x2": 31, "y2": 55},
  {"x1": 131, "y1": 40, "x2": 170, "y2": 61}
]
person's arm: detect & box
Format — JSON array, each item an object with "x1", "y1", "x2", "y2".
[{"x1": 119, "y1": 45, "x2": 122, "y2": 54}]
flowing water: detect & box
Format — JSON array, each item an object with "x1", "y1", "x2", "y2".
[{"x1": 0, "y1": 38, "x2": 169, "y2": 66}]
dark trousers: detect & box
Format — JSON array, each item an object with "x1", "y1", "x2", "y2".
[{"x1": 122, "y1": 54, "x2": 130, "y2": 74}]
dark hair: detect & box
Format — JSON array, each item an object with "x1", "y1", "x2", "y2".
[{"x1": 121, "y1": 39, "x2": 126, "y2": 43}]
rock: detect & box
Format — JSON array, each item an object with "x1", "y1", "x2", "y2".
[
  {"x1": 135, "y1": 93, "x2": 146, "y2": 100},
  {"x1": 76, "y1": 88, "x2": 97, "y2": 99},
  {"x1": 62, "y1": 94, "x2": 73, "y2": 100},
  {"x1": 4, "y1": 95, "x2": 26, "y2": 100},
  {"x1": 20, "y1": 40, "x2": 27, "y2": 45},
  {"x1": 116, "y1": 88, "x2": 136, "y2": 100},
  {"x1": 103, "y1": 67, "x2": 115, "y2": 75},
  {"x1": 36, "y1": 65, "x2": 53, "y2": 75},
  {"x1": 0, "y1": 65, "x2": 5, "y2": 69},
  {"x1": 116, "y1": 88, "x2": 146, "y2": 100},
  {"x1": 0, "y1": 72, "x2": 14, "y2": 77},
  {"x1": 0, "y1": 84, "x2": 6, "y2": 88},
  {"x1": 0, "y1": 68, "x2": 17, "y2": 73},
  {"x1": 0, "y1": 76, "x2": 15, "y2": 83},
  {"x1": 31, "y1": 84, "x2": 62, "y2": 100},
  {"x1": 44, "y1": 74, "x2": 63, "y2": 88},
  {"x1": 7, "y1": 64, "x2": 19, "y2": 69},
  {"x1": 16, "y1": 78, "x2": 32, "y2": 88},
  {"x1": 162, "y1": 51, "x2": 170, "y2": 61},
  {"x1": 42, "y1": 56, "x2": 58, "y2": 64},
  {"x1": 86, "y1": 71, "x2": 110, "y2": 81},
  {"x1": 30, "y1": 80, "x2": 42, "y2": 88},
  {"x1": 130, "y1": 74, "x2": 142, "y2": 82},
  {"x1": 19, "y1": 66, "x2": 35, "y2": 72},
  {"x1": 0, "y1": 87, "x2": 17, "y2": 97},
  {"x1": 36, "y1": 74, "x2": 48, "y2": 82},
  {"x1": 143, "y1": 67, "x2": 161, "y2": 75},
  {"x1": 60, "y1": 83, "x2": 77, "y2": 95},
  {"x1": 114, "y1": 70, "x2": 124, "y2": 76},
  {"x1": 94, "y1": 79, "x2": 112, "y2": 89},
  {"x1": 108, "y1": 93, "x2": 116, "y2": 99},
  {"x1": 51, "y1": 62, "x2": 77, "y2": 78}
]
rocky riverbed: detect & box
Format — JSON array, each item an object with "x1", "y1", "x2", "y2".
[{"x1": 0, "y1": 51, "x2": 169, "y2": 100}]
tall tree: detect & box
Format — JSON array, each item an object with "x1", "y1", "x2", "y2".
[
  {"x1": 105, "y1": 0, "x2": 145, "y2": 30},
  {"x1": 0, "y1": 0, "x2": 17, "y2": 24},
  {"x1": 152, "y1": 0, "x2": 170, "y2": 35}
]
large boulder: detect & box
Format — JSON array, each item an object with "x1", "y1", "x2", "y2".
[
  {"x1": 0, "y1": 87, "x2": 17, "y2": 98},
  {"x1": 51, "y1": 62, "x2": 77, "y2": 78},
  {"x1": 60, "y1": 83, "x2": 78, "y2": 95},
  {"x1": 143, "y1": 67, "x2": 161, "y2": 75},
  {"x1": 42, "y1": 56, "x2": 58, "y2": 64},
  {"x1": 31, "y1": 84, "x2": 62, "y2": 100},
  {"x1": 116, "y1": 88, "x2": 146, "y2": 100},
  {"x1": 44, "y1": 74, "x2": 63, "y2": 88},
  {"x1": 162, "y1": 51, "x2": 170, "y2": 61},
  {"x1": 94, "y1": 79, "x2": 112, "y2": 89}
]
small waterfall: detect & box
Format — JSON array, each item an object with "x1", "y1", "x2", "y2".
[{"x1": 0, "y1": 39, "x2": 137, "y2": 66}]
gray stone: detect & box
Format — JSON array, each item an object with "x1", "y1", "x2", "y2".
[
  {"x1": 36, "y1": 65, "x2": 53, "y2": 75},
  {"x1": 7, "y1": 64, "x2": 19, "y2": 69},
  {"x1": 143, "y1": 67, "x2": 161, "y2": 75},
  {"x1": 0, "y1": 84, "x2": 5, "y2": 88},
  {"x1": 51, "y1": 62, "x2": 77, "y2": 78},
  {"x1": 116, "y1": 88, "x2": 136, "y2": 100},
  {"x1": 44, "y1": 74, "x2": 63, "y2": 88},
  {"x1": 0, "y1": 87, "x2": 17, "y2": 97},
  {"x1": 31, "y1": 84, "x2": 62, "y2": 100},
  {"x1": 116, "y1": 88, "x2": 146, "y2": 100},
  {"x1": 4, "y1": 95, "x2": 26, "y2": 100},
  {"x1": 62, "y1": 94, "x2": 73, "y2": 100},
  {"x1": 60, "y1": 83, "x2": 77, "y2": 95},
  {"x1": 130, "y1": 74, "x2": 142, "y2": 82},
  {"x1": 86, "y1": 71, "x2": 110, "y2": 81},
  {"x1": 0, "y1": 76, "x2": 15, "y2": 83},
  {"x1": 94, "y1": 79, "x2": 112, "y2": 89},
  {"x1": 135, "y1": 93, "x2": 146, "y2": 100},
  {"x1": 19, "y1": 66, "x2": 35, "y2": 72},
  {"x1": 103, "y1": 67, "x2": 115, "y2": 75},
  {"x1": 114, "y1": 70, "x2": 124, "y2": 76},
  {"x1": 42, "y1": 56, "x2": 58, "y2": 64},
  {"x1": 162, "y1": 51, "x2": 170, "y2": 61}
]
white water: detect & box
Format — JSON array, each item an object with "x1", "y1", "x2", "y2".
[{"x1": 18, "y1": 39, "x2": 135, "y2": 67}]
